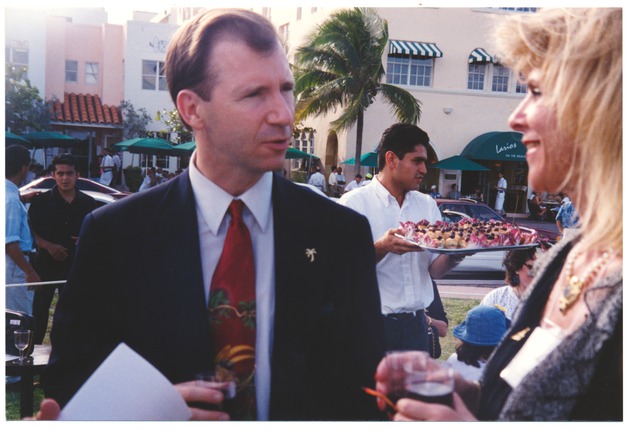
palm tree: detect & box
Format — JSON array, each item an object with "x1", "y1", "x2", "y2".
[{"x1": 293, "y1": 7, "x2": 421, "y2": 174}]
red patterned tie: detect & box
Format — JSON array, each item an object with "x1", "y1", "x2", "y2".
[{"x1": 208, "y1": 199, "x2": 256, "y2": 420}]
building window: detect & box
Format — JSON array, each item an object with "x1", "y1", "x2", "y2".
[
  {"x1": 6, "y1": 42, "x2": 29, "y2": 79},
  {"x1": 467, "y1": 63, "x2": 486, "y2": 90},
  {"x1": 311, "y1": 7, "x2": 317, "y2": 13},
  {"x1": 142, "y1": 60, "x2": 167, "y2": 91},
  {"x1": 296, "y1": 7, "x2": 302, "y2": 20},
  {"x1": 515, "y1": 81, "x2": 527, "y2": 94},
  {"x1": 262, "y1": 7, "x2": 271, "y2": 19},
  {"x1": 386, "y1": 55, "x2": 433, "y2": 87},
  {"x1": 65, "y1": 60, "x2": 78, "y2": 82},
  {"x1": 278, "y1": 24, "x2": 289, "y2": 53},
  {"x1": 85, "y1": 62, "x2": 99, "y2": 85},
  {"x1": 491, "y1": 64, "x2": 510, "y2": 92}
]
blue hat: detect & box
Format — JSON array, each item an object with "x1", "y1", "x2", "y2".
[{"x1": 452, "y1": 305, "x2": 510, "y2": 346}]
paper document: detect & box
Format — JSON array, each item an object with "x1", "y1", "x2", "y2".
[{"x1": 59, "y1": 343, "x2": 191, "y2": 420}]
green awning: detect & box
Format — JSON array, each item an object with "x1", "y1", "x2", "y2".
[
  {"x1": 468, "y1": 48, "x2": 493, "y2": 64},
  {"x1": 342, "y1": 152, "x2": 378, "y2": 167},
  {"x1": 285, "y1": 147, "x2": 318, "y2": 159},
  {"x1": 460, "y1": 131, "x2": 525, "y2": 161},
  {"x1": 429, "y1": 155, "x2": 489, "y2": 171},
  {"x1": 389, "y1": 40, "x2": 443, "y2": 58}
]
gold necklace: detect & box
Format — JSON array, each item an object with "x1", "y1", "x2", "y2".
[{"x1": 559, "y1": 249, "x2": 612, "y2": 315}]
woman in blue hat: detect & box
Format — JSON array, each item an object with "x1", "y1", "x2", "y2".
[{"x1": 446, "y1": 305, "x2": 510, "y2": 382}]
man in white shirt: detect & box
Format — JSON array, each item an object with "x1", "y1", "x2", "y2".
[
  {"x1": 495, "y1": 171, "x2": 507, "y2": 215},
  {"x1": 339, "y1": 123, "x2": 463, "y2": 352},
  {"x1": 307, "y1": 167, "x2": 326, "y2": 193},
  {"x1": 99, "y1": 148, "x2": 114, "y2": 186},
  {"x1": 344, "y1": 174, "x2": 363, "y2": 193},
  {"x1": 327, "y1": 165, "x2": 339, "y2": 197}
]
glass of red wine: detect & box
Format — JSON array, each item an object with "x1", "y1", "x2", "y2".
[
  {"x1": 192, "y1": 369, "x2": 237, "y2": 412},
  {"x1": 383, "y1": 351, "x2": 430, "y2": 411},
  {"x1": 403, "y1": 363, "x2": 455, "y2": 407}
]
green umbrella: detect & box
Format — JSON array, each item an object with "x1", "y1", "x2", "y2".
[
  {"x1": 5, "y1": 131, "x2": 32, "y2": 147},
  {"x1": 285, "y1": 147, "x2": 319, "y2": 159},
  {"x1": 342, "y1": 152, "x2": 378, "y2": 167},
  {"x1": 112, "y1": 138, "x2": 174, "y2": 156},
  {"x1": 22, "y1": 131, "x2": 77, "y2": 148},
  {"x1": 429, "y1": 155, "x2": 489, "y2": 171},
  {"x1": 171, "y1": 141, "x2": 196, "y2": 156}
]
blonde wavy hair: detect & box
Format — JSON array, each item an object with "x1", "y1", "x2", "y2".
[{"x1": 494, "y1": 8, "x2": 622, "y2": 254}]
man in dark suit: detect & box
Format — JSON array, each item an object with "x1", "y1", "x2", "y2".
[{"x1": 40, "y1": 9, "x2": 385, "y2": 421}]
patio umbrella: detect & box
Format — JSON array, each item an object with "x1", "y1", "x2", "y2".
[
  {"x1": 5, "y1": 131, "x2": 33, "y2": 147},
  {"x1": 429, "y1": 155, "x2": 489, "y2": 171},
  {"x1": 22, "y1": 131, "x2": 78, "y2": 148},
  {"x1": 112, "y1": 138, "x2": 174, "y2": 156},
  {"x1": 171, "y1": 141, "x2": 196, "y2": 156},
  {"x1": 285, "y1": 147, "x2": 319, "y2": 159},
  {"x1": 342, "y1": 152, "x2": 378, "y2": 167}
]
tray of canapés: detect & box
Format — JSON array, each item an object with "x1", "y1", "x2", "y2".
[{"x1": 395, "y1": 218, "x2": 540, "y2": 254}]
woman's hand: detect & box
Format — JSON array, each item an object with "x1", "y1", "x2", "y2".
[{"x1": 394, "y1": 392, "x2": 477, "y2": 421}]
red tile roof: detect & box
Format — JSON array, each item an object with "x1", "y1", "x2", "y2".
[{"x1": 49, "y1": 93, "x2": 121, "y2": 126}]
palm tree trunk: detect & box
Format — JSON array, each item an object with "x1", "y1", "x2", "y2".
[{"x1": 354, "y1": 110, "x2": 364, "y2": 176}]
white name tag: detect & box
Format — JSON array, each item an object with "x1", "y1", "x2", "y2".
[{"x1": 500, "y1": 325, "x2": 564, "y2": 389}]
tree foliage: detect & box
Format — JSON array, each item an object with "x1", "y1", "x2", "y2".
[
  {"x1": 293, "y1": 8, "x2": 421, "y2": 174},
  {"x1": 5, "y1": 65, "x2": 51, "y2": 133},
  {"x1": 155, "y1": 107, "x2": 192, "y2": 143},
  {"x1": 120, "y1": 100, "x2": 152, "y2": 139}
]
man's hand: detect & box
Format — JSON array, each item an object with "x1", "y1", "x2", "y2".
[
  {"x1": 43, "y1": 242, "x2": 70, "y2": 262},
  {"x1": 175, "y1": 381, "x2": 230, "y2": 420},
  {"x1": 374, "y1": 228, "x2": 424, "y2": 262}
]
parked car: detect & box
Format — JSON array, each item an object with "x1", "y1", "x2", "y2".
[
  {"x1": 434, "y1": 198, "x2": 557, "y2": 279},
  {"x1": 19, "y1": 177, "x2": 130, "y2": 209}
]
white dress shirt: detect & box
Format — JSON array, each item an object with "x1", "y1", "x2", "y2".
[
  {"x1": 339, "y1": 178, "x2": 441, "y2": 314},
  {"x1": 189, "y1": 154, "x2": 275, "y2": 420}
]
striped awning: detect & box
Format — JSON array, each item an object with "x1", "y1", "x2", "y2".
[
  {"x1": 468, "y1": 48, "x2": 493, "y2": 64},
  {"x1": 389, "y1": 40, "x2": 443, "y2": 58}
]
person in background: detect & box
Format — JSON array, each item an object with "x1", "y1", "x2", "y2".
[
  {"x1": 28, "y1": 154, "x2": 97, "y2": 344},
  {"x1": 111, "y1": 151, "x2": 121, "y2": 187},
  {"x1": 480, "y1": 247, "x2": 537, "y2": 320},
  {"x1": 428, "y1": 185, "x2": 441, "y2": 199},
  {"x1": 494, "y1": 171, "x2": 507, "y2": 216},
  {"x1": 344, "y1": 173, "x2": 363, "y2": 193},
  {"x1": 362, "y1": 173, "x2": 373, "y2": 186},
  {"x1": 555, "y1": 196, "x2": 579, "y2": 237},
  {"x1": 327, "y1": 165, "x2": 339, "y2": 197},
  {"x1": 376, "y1": 8, "x2": 622, "y2": 421},
  {"x1": 446, "y1": 305, "x2": 510, "y2": 382},
  {"x1": 335, "y1": 166, "x2": 346, "y2": 190},
  {"x1": 527, "y1": 191, "x2": 547, "y2": 220},
  {"x1": 446, "y1": 184, "x2": 462, "y2": 200},
  {"x1": 5, "y1": 145, "x2": 41, "y2": 314},
  {"x1": 472, "y1": 186, "x2": 484, "y2": 203},
  {"x1": 99, "y1": 148, "x2": 114, "y2": 186},
  {"x1": 339, "y1": 123, "x2": 464, "y2": 353},
  {"x1": 307, "y1": 166, "x2": 326, "y2": 194},
  {"x1": 39, "y1": 8, "x2": 385, "y2": 422},
  {"x1": 138, "y1": 167, "x2": 158, "y2": 192}
]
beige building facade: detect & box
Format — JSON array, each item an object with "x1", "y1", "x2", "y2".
[{"x1": 265, "y1": 6, "x2": 532, "y2": 212}]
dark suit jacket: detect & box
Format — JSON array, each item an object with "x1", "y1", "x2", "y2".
[{"x1": 42, "y1": 172, "x2": 386, "y2": 420}]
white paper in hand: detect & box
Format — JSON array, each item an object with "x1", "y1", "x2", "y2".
[{"x1": 58, "y1": 343, "x2": 192, "y2": 420}]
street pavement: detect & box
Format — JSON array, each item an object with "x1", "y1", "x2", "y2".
[{"x1": 435, "y1": 280, "x2": 500, "y2": 300}]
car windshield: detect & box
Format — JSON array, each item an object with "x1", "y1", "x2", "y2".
[{"x1": 439, "y1": 203, "x2": 502, "y2": 222}]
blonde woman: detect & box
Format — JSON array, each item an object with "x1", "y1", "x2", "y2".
[{"x1": 375, "y1": 8, "x2": 622, "y2": 421}]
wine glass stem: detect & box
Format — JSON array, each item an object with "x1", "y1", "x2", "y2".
[{"x1": 19, "y1": 349, "x2": 24, "y2": 364}]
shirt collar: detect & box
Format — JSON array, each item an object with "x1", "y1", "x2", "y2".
[
  {"x1": 5, "y1": 179, "x2": 19, "y2": 194},
  {"x1": 189, "y1": 151, "x2": 273, "y2": 235},
  {"x1": 372, "y1": 176, "x2": 400, "y2": 207}
]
